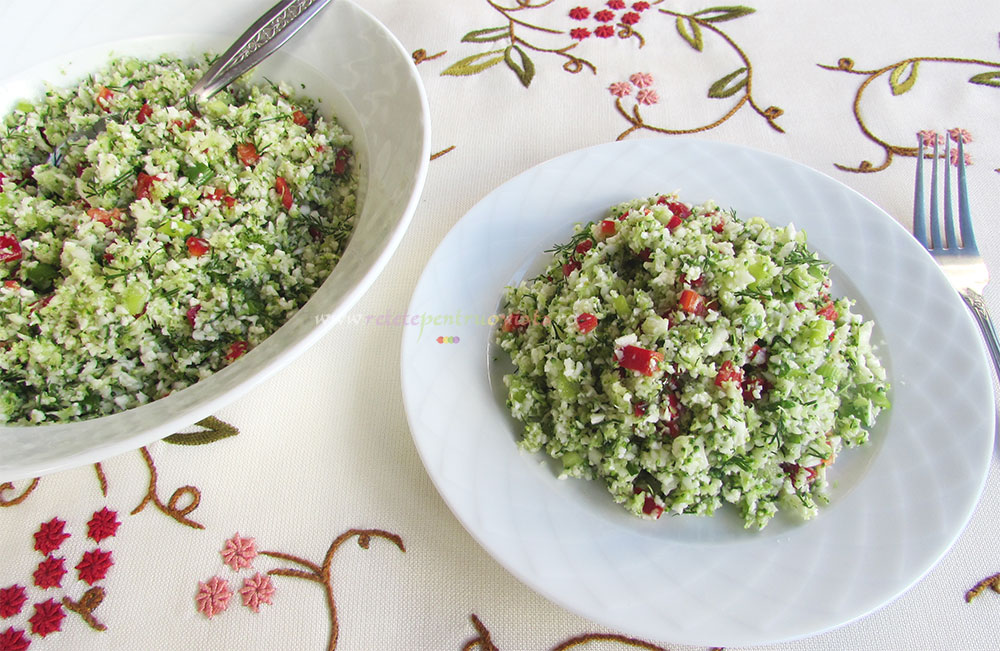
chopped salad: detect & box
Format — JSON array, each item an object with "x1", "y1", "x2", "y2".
[
  {"x1": 497, "y1": 193, "x2": 890, "y2": 528},
  {"x1": 0, "y1": 54, "x2": 357, "y2": 423}
]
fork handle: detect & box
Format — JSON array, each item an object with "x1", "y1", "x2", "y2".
[
  {"x1": 189, "y1": 0, "x2": 334, "y2": 104},
  {"x1": 960, "y1": 288, "x2": 1000, "y2": 381}
]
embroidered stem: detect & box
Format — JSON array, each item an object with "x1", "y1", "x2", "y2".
[
  {"x1": 262, "y1": 528, "x2": 405, "y2": 651},
  {"x1": 431, "y1": 146, "x2": 457, "y2": 160},
  {"x1": 130, "y1": 447, "x2": 204, "y2": 529},
  {"x1": 62, "y1": 587, "x2": 107, "y2": 631},
  {"x1": 412, "y1": 49, "x2": 447, "y2": 65},
  {"x1": 493, "y1": 7, "x2": 596, "y2": 75},
  {"x1": 818, "y1": 55, "x2": 1000, "y2": 173},
  {"x1": 614, "y1": 8, "x2": 782, "y2": 140},
  {"x1": 965, "y1": 572, "x2": 1000, "y2": 603},
  {"x1": 0, "y1": 478, "x2": 40, "y2": 507},
  {"x1": 552, "y1": 633, "x2": 669, "y2": 650},
  {"x1": 462, "y1": 614, "x2": 500, "y2": 651},
  {"x1": 94, "y1": 463, "x2": 108, "y2": 497}
]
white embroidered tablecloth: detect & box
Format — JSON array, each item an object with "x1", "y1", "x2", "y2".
[{"x1": 2, "y1": 1, "x2": 999, "y2": 649}]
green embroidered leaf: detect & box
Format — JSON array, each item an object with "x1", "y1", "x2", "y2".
[
  {"x1": 969, "y1": 70, "x2": 1000, "y2": 88},
  {"x1": 708, "y1": 67, "x2": 749, "y2": 98},
  {"x1": 504, "y1": 45, "x2": 535, "y2": 88},
  {"x1": 441, "y1": 50, "x2": 506, "y2": 77},
  {"x1": 675, "y1": 16, "x2": 704, "y2": 52},
  {"x1": 164, "y1": 417, "x2": 239, "y2": 446},
  {"x1": 461, "y1": 26, "x2": 509, "y2": 43},
  {"x1": 692, "y1": 6, "x2": 756, "y2": 23},
  {"x1": 889, "y1": 61, "x2": 919, "y2": 96}
]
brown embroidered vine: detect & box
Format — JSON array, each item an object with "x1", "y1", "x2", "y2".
[
  {"x1": 614, "y1": 6, "x2": 783, "y2": 140},
  {"x1": 965, "y1": 572, "x2": 1000, "y2": 603},
  {"x1": 553, "y1": 632, "x2": 671, "y2": 650},
  {"x1": 259, "y1": 528, "x2": 405, "y2": 651},
  {"x1": 818, "y1": 55, "x2": 1000, "y2": 173},
  {"x1": 413, "y1": 48, "x2": 447, "y2": 64},
  {"x1": 0, "y1": 478, "x2": 39, "y2": 507},
  {"x1": 130, "y1": 447, "x2": 205, "y2": 530},
  {"x1": 441, "y1": 0, "x2": 601, "y2": 87},
  {"x1": 463, "y1": 614, "x2": 501, "y2": 651},
  {"x1": 462, "y1": 613, "x2": 725, "y2": 650},
  {"x1": 95, "y1": 463, "x2": 108, "y2": 497},
  {"x1": 431, "y1": 145, "x2": 457, "y2": 160},
  {"x1": 63, "y1": 587, "x2": 108, "y2": 631}
]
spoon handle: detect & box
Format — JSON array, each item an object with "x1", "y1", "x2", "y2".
[{"x1": 190, "y1": 0, "x2": 334, "y2": 103}]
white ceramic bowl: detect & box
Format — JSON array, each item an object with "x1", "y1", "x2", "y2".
[{"x1": 0, "y1": 0, "x2": 430, "y2": 480}]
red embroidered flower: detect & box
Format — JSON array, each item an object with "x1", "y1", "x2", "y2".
[
  {"x1": 76, "y1": 549, "x2": 113, "y2": 585},
  {"x1": 221, "y1": 533, "x2": 257, "y2": 570},
  {"x1": 607, "y1": 0, "x2": 626, "y2": 8},
  {"x1": 621, "y1": 11, "x2": 641, "y2": 25},
  {"x1": 33, "y1": 556, "x2": 66, "y2": 589},
  {"x1": 33, "y1": 518, "x2": 70, "y2": 556},
  {"x1": 0, "y1": 627, "x2": 29, "y2": 651},
  {"x1": 0, "y1": 586, "x2": 27, "y2": 619},
  {"x1": 569, "y1": 6, "x2": 590, "y2": 20},
  {"x1": 28, "y1": 599, "x2": 64, "y2": 637},
  {"x1": 632, "y1": 1, "x2": 650, "y2": 10},
  {"x1": 86, "y1": 507, "x2": 121, "y2": 543},
  {"x1": 195, "y1": 576, "x2": 232, "y2": 619},
  {"x1": 239, "y1": 573, "x2": 275, "y2": 613},
  {"x1": 569, "y1": 27, "x2": 591, "y2": 40},
  {"x1": 629, "y1": 72, "x2": 655, "y2": 88},
  {"x1": 594, "y1": 9, "x2": 615, "y2": 22},
  {"x1": 637, "y1": 88, "x2": 659, "y2": 105},
  {"x1": 595, "y1": 25, "x2": 615, "y2": 38},
  {"x1": 608, "y1": 81, "x2": 633, "y2": 97}
]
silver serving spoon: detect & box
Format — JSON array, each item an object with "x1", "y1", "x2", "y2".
[{"x1": 49, "y1": 0, "x2": 333, "y2": 166}]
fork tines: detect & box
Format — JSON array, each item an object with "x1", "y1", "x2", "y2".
[{"x1": 914, "y1": 131, "x2": 978, "y2": 255}]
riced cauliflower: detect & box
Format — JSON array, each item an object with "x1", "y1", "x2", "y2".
[
  {"x1": 0, "y1": 54, "x2": 357, "y2": 423},
  {"x1": 497, "y1": 193, "x2": 890, "y2": 528}
]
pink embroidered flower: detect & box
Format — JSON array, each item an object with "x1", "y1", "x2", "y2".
[
  {"x1": 33, "y1": 518, "x2": 70, "y2": 556},
  {"x1": 595, "y1": 25, "x2": 615, "y2": 38},
  {"x1": 629, "y1": 72, "x2": 654, "y2": 88},
  {"x1": 76, "y1": 549, "x2": 113, "y2": 585},
  {"x1": 569, "y1": 27, "x2": 591, "y2": 40},
  {"x1": 607, "y1": 0, "x2": 626, "y2": 8},
  {"x1": 28, "y1": 599, "x2": 64, "y2": 637},
  {"x1": 917, "y1": 130, "x2": 944, "y2": 147},
  {"x1": 569, "y1": 6, "x2": 590, "y2": 20},
  {"x1": 632, "y1": 1, "x2": 650, "y2": 10},
  {"x1": 239, "y1": 573, "x2": 275, "y2": 613},
  {"x1": 0, "y1": 627, "x2": 30, "y2": 651},
  {"x1": 33, "y1": 556, "x2": 66, "y2": 589},
  {"x1": 196, "y1": 576, "x2": 232, "y2": 619},
  {"x1": 0, "y1": 586, "x2": 27, "y2": 619},
  {"x1": 221, "y1": 533, "x2": 257, "y2": 570},
  {"x1": 608, "y1": 81, "x2": 633, "y2": 97},
  {"x1": 594, "y1": 9, "x2": 615, "y2": 22},
  {"x1": 949, "y1": 147, "x2": 973, "y2": 167},
  {"x1": 621, "y1": 11, "x2": 641, "y2": 25},
  {"x1": 948, "y1": 127, "x2": 973, "y2": 144},
  {"x1": 86, "y1": 508, "x2": 121, "y2": 543},
  {"x1": 637, "y1": 88, "x2": 660, "y2": 105}
]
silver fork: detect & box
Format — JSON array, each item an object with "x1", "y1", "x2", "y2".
[{"x1": 913, "y1": 131, "x2": 1000, "y2": 377}]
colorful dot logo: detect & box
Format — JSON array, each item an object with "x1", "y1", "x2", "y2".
[{"x1": 435, "y1": 336, "x2": 460, "y2": 344}]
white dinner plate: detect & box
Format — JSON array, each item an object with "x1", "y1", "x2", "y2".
[{"x1": 400, "y1": 138, "x2": 994, "y2": 646}]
